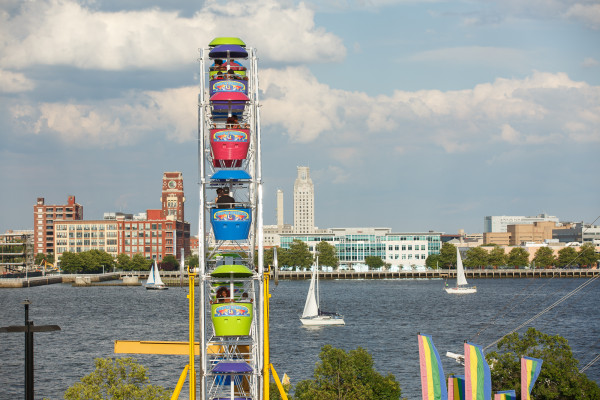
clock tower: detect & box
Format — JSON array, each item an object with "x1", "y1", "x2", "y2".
[{"x1": 161, "y1": 172, "x2": 185, "y2": 222}]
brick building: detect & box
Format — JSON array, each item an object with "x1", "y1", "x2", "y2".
[
  {"x1": 50, "y1": 172, "x2": 190, "y2": 264},
  {"x1": 34, "y1": 196, "x2": 83, "y2": 255}
]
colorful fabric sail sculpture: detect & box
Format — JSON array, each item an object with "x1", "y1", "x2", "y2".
[
  {"x1": 448, "y1": 375, "x2": 465, "y2": 400},
  {"x1": 418, "y1": 334, "x2": 448, "y2": 400},
  {"x1": 521, "y1": 357, "x2": 543, "y2": 400},
  {"x1": 464, "y1": 342, "x2": 492, "y2": 400},
  {"x1": 494, "y1": 390, "x2": 516, "y2": 400}
]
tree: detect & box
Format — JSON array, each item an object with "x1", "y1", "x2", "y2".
[
  {"x1": 59, "y1": 252, "x2": 84, "y2": 273},
  {"x1": 464, "y1": 247, "x2": 489, "y2": 268},
  {"x1": 486, "y1": 328, "x2": 600, "y2": 399},
  {"x1": 269, "y1": 381, "x2": 291, "y2": 400},
  {"x1": 578, "y1": 242, "x2": 598, "y2": 267},
  {"x1": 557, "y1": 247, "x2": 578, "y2": 268},
  {"x1": 277, "y1": 247, "x2": 293, "y2": 269},
  {"x1": 364, "y1": 256, "x2": 385, "y2": 270},
  {"x1": 425, "y1": 254, "x2": 441, "y2": 269},
  {"x1": 117, "y1": 253, "x2": 132, "y2": 271},
  {"x1": 316, "y1": 241, "x2": 338, "y2": 269},
  {"x1": 507, "y1": 247, "x2": 530, "y2": 268},
  {"x1": 488, "y1": 246, "x2": 506, "y2": 268},
  {"x1": 160, "y1": 254, "x2": 179, "y2": 271},
  {"x1": 131, "y1": 253, "x2": 152, "y2": 270},
  {"x1": 186, "y1": 254, "x2": 199, "y2": 269},
  {"x1": 533, "y1": 247, "x2": 556, "y2": 268},
  {"x1": 294, "y1": 345, "x2": 402, "y2": 400},
  {"x1": 288, "y1": 240, "x2": 313, "y2": 270},
  {"x1": 438, "y1": 243, "x2": 457, "y2": 268},
  {"x1": 64, "y1": 357, "x2": 170, "y2": 400}
]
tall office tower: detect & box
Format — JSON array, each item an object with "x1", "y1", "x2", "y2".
[
  {"x1": 161, "y1": 172, "x2": 185, "y2": 222},
  {"x1": 276, "y1": 189, "x2": 284, "y2": 227},
  {"x1": 34, "y1": 196, "x2": 83, "y2": 255},
  {"x1": 293, "y1": 166, "x2": 315, "y2": 233}
]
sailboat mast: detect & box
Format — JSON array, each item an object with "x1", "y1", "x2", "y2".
[{"x1": 316, "y1": 256, "x2": 320, "y2": 310}]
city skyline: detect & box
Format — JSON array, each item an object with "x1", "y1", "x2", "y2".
[{"x1": 1, "y1": 0, "x2": 599, "y2": 236}]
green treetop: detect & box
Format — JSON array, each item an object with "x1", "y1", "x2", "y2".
[
  {"x1": 64, "y1": 357, "x2": 170, "y2": 400},
  {"x1": 293, "y1": 345, "x2": 402, "y2": 400},
  {"x1": 288, "y1": 239, "x2": 314, "y2": 270},
  {"x1": 487, "y1": 327, "x2": 600, "y2": 399},
  {"x1": 316, "y1": 241, "x2": 338, "y2": 269},
  {"x1": 533, "y1": 247, "x2": 556, "y2": 268},
  {"x1": 506, "y1": 247, "x2": 530, "y2": 268}
]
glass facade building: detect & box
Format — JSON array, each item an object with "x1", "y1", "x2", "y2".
[{"x1": 280, "y1": 229, "x2": 442, "y2": 267}]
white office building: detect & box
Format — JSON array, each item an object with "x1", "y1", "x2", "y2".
[{"x1": 293, "y1": 166, "x2": 315, "y2": 234}]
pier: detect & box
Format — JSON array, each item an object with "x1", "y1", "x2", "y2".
[
  {"x1": 1, "y1": 268, "x2": 597, "y2": 288},
  {"x1": 274, "y1": 268, "x2": 599, "y2": 280}
]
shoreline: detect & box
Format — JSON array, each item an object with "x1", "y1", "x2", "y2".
[{"x1": 1, "y1": 268, "x2": 597, "y2": 288}]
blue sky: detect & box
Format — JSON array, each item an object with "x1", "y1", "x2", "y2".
[{"x1": 1, "y1": 0, "x2": 599, "y2": 236}]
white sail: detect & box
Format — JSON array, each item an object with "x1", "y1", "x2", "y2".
[
  {"x1": 456, "y1": 248, "x2": 468, "y2": 286},
  {"x1": 302, "y1": 267, "x2": 319, "y2": 318},
  {"x1": 147, "y1": 262, "x2": 156, "y2": 285},
  {"x1": 152, "y1": 261, "x2": 165, "y2": 286}
]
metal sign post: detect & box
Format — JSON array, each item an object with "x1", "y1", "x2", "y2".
[{"x1": 0, "y1": 300, "x2": 61, "y2": 400}]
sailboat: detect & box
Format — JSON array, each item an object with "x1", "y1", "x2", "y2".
[
  {"x1": 445, "y1": 248, "x2": 476, "y2": 294},
  {"x1": 300, "y1": 258, "x2": 344, "y2": 326},
  {"x1": 146, "y1": 261, "x2": 168, "y2": 290}
]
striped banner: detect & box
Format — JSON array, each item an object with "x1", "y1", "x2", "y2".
[
  {"x1": 464, "y1": 342, "x2": 492, "y2": 400},
  {"x1": 494, "y1": 390, "x2": 516, "y2": 400},
  {"x1": 521, "y1": 357, "x2": 543, "y2": 400},
  {"x1": 418, "y1": 334, "x2": 448, "y2": 400},
  {"x1": 448, "y1": 375, "x2": 465, "y2": 400}
]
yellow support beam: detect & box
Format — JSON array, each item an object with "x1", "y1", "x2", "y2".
[{"x1": 114, "y1": 340, "x2": 201, "y2": 355}]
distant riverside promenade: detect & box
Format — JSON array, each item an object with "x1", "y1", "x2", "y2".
[
  {"x1": 275, "y1": 268, "x2": 599, "y2": 280},
  {"x1": 1, "y1": 268, "x2": 597, "y2": 288}
]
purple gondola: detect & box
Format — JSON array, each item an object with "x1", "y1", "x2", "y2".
[{"x1": 210, "y1": 92, "x2": 249, "y2": 116}]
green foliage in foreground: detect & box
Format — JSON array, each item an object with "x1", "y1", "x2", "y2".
[
  {"x1": 293, "y1": 345, "x2": 402, "y2": 400},
  {"x1": 487, "y1": 327, "x2": 600, "y2": 399},
  {"x1": 64, "y1": 357, "x2": 170, "y2": 400}
]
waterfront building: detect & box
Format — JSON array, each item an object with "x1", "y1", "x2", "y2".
[
  {"x1": 484, "y1": 221, "x2": 573, "y2": 246},
  {"x1": 484, "y1": 214, "x2": 559, "y2": 233},
  {"x1": 0, "y1": 230, "x2": 34, "y2": 273},
  {"x1": 293, "y1": 166, "x2": 315, "y2": 233},
  {"x1": 33, "y1": 196, "x2": 83, "y2": 255},
  {"x1": 279, "y1": 227, "x2": 442, "y2": 268},
  {"x1": 52, "y1": 172, "x2": 190, "y2": 264},
  {"x1": 161, "y1": 172, "x2": 185, "y2": 222},
  {"x1": 553, "y1": 222, "x2": 600, "y2": 245}
]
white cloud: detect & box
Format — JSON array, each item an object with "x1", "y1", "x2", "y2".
[
  {"x1": 500, "y1": 124, "x2": 521, "y2": 143},
  {"x1": 0, "y1": 69, "x2": 35, "y2": 92},
  {"x1": 11, "y1": 86, "x2": 198, "y2": 146},
  {"x1": 0, "y1": 0, "x2": 345, "y2": 70},
  {"x1": 565, "y1": 3, "x2": 600, "y2": 29},
  {"x1": 582, "y1": 57, "x2": 599, "y2": 67},
  {"x1": 9, "y1": 69, "x2": 599, "y2": 154}
]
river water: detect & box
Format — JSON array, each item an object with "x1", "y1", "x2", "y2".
[{"x1": 0, "y1": 278, "x2": 598, "y2": 399}]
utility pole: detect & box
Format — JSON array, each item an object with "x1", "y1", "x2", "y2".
[{"x1": 0, "y1": 300, "x2": 61, "y2": 400}]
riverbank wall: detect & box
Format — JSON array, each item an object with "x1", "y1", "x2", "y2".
[{"x1": 1, "y1": 268, "x2": 596, "y2": 288}]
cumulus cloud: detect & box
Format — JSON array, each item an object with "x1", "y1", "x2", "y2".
[
  {"x1": 260, "y1": 68, "x2": 599, "y2": 151},
  {"x1": 0, "y1": 69, "x2": 35, "y2": 92},
  {"x1": 0, "y1": 0, "x2": 345, "y2": 70},
  {"x1": 11, "y1": 86, "x2": 198, "y2": 146},
  {"x1": 565, "y1": 3, "x2": 600, "y2": 29},
  {"x1": 9, "y1": 69, "x2": 600, "y2": 153}
]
